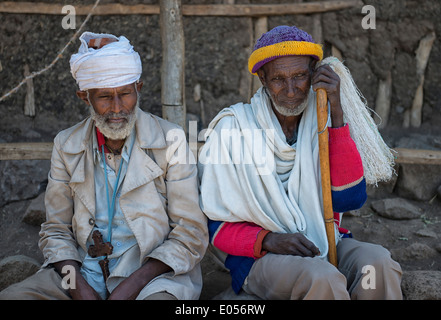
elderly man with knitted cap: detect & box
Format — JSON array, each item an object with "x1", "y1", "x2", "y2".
[
  {"x1": 0, "y1": 32, "x2": 208, "y2": 300},
  {"x1": 198, "y1": 25, "x2": 402, "y2": 300}
]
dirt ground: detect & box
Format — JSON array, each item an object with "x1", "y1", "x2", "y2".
[{"x1": 342, "y1": 196, "x2": 441, "y2": 272}]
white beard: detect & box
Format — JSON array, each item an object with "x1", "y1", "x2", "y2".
[
  {"x1": 89, "y1": 98, "x2": 138, "y2": 140},
  {"x1": 265, "y1": 87, "x2": 309, "y2": 117}
]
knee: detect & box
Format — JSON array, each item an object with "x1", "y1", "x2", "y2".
[
  {"x1": 358, "y1": 243, "x2": 399, "y2": 272},
  {"x1": 297, "y1": 258, "x2": 349, "y2": 299},
  {"x1": 0, "y1": 283, "x2": 27, "y2": 300},
  {"x1": 304, "y1": 258, "x2": 344, "y2": 281},
  {"x1": 354, "y1": 246, "x2": 402, "y2": 299}
]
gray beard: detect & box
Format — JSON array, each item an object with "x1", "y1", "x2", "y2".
[
  {"x1": 89, "y1": 99, "x2": 138, "y2": 140},
  {"x1": 265, "y1": 87, "x2": 309, "y2": 117}
]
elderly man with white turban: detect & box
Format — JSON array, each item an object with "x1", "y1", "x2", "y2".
[{"x1": 0, "y1": 32, "x2": 208, "y2": 300}]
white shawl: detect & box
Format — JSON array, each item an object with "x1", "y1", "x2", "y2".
[{"x1": 199, "y1": 87, "x2": 336, "y2": 259}]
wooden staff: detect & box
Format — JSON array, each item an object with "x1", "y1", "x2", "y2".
[{"x1": 316, "y1": 88, "x2": 338, "y2": 267}]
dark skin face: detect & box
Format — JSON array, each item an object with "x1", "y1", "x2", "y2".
[
  {"x1": 76, "y1": 81, "x2": 143, "y2": 150},
  {"x1": 257, "y1": 56, "x2": 344, "y2": 141},
  {"x1": 258, "y1": 55, "x2": 313, "y2": 111},
  {"x1": 257, "y1": 55, "x2": 344, "y2": 258}
]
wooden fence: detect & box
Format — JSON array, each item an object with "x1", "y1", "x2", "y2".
[
  {"x1": 0, "y1": 1, "x2": 362, "y2": 16},
  {"x1": 1, "y1": 142, "x2": 441, "y2": 166}
]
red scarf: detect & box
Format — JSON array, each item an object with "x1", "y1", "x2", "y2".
[{"x1": 96, "y1": 127, "x2": 110, "y2": 153}]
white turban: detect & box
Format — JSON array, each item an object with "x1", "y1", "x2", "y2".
[{"x1": 70, "y1": 32, "x2": 142, "y2": 91}]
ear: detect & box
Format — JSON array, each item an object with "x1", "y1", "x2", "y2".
[
  {"x1": 257, "y1": 69, "x2": 266, "y2": 86},
  {"x1": 136, "y1": 81, "x2": 143, "y2": 92},
  {"x1": 76, "y1": 90, "x2": 90, "y2": 105}
]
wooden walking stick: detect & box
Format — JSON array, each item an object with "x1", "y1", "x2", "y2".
[{"x1": 316, "y1": 88, "x2": 338, "y2": 267}]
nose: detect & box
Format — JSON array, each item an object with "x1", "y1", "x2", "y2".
[
  {"x1": 285, "y1": 78, "x2": 296, "y2": 98},
  {"x1": 110, "y1": 94, "x2": 123, "y2": 114}
]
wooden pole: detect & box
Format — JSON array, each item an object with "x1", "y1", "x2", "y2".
[
  {"x1": 0, "y1": 142, "x2": 53, "y2": 160},
  {"x1": 316, "y1": 88, "x2": 338, "y2": 267},
  {"x1": 160, "y1": 0, "x2": 186, "y2": 130},
  {"x1": 375, "y1": 71, "x2": 392, "y2": 129},
  {"x1": 410, "y1": 31, "x2": 436, "y2": 128},
  {"x1": 251, "y1": 16, "x2": 268, "y2": 97},
  {"x1": 24, "y1": 64, "x2": 35, "y2": 117}
]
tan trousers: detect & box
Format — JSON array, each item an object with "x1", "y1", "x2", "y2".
[
  {"x1": 0, "y1": 267, "x2": 177, "y2": 300},
  {"x1": 242, "y1": 238, "x2": 403, "y2": 300}
]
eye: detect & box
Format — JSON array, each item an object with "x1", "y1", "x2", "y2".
[{"x1": 294, "y1": 73, "x2": 307, "y2": 79}]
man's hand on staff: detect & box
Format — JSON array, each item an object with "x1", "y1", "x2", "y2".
[
  {"x1": 311, "y1": 65, "x2": 344, "y2": 128},
  {"x1": 262, "y1": 232, "x2": 320, "y2": 257}
]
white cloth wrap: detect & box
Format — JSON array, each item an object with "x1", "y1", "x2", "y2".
[
  {"x1": 199, "y1": 87, "x2": 339, "y2": 260},
  {"x1": 70, "y1": 32, "x2": 142, "y2": 91}
]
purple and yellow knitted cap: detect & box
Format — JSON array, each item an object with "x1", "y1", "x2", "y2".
[{"x1": 248, "y1": 25, "x2": 323, "y2": 75}]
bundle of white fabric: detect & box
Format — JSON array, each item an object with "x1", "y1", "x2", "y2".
[{"x1": 319, "y1": 57, "x2": 395, "y2": 185}]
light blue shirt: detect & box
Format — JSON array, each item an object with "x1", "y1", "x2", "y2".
[{"x1": 80, "y1": 127, "x2": 137, "y2": 299}]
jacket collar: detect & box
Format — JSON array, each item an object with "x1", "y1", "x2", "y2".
[
  {"x1": 61, "y1": 117, "x2": 94, "y2": 154},
  {"x1": 134, "y1": 107, "x2": 167, "y2": 150}
]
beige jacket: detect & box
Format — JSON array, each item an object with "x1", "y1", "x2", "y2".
[{"x1": 39, "y1": 108, "x2": 208, "y2": 298}]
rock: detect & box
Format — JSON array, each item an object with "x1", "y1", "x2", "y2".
[
  {"x1": 366, "y1": 170, "x2": 398, "y2": 198},
  {"x1": 390, "y1": 242, "x2": 438, "y2": 262},
  {"x1": 395, "y1": 164, "x2": 441, "y2": 201},
  {"x1": 0, "y1": 255, "x2": 40, "y2": 291},
  {"x1": 414, "y1": 228, "x2": 438, "y2": 239},
  {"x1": 371, "y1": 198, "x2": 422, "y2": 220},
  {"x1": 22, "y1": 192, "x2": 46, "y2": 226},
  {"x1": 0, "y1": 160, "x2": 50, "y2": 207},
  {"x1": 401, "y1": 271, "x2": 441, "y2": 300}
]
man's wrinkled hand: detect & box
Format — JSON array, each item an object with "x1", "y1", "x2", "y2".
[
  {"x1": 262, "y1": 232, "x2": 320, "y2": 257},
  {"x1": 312, "y1": 64, "x2": 344, "y2": 128}
]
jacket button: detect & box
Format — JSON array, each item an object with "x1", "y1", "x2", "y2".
[{"x1": 89, "y1": 218, "x2": 95, "y2": 226}]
